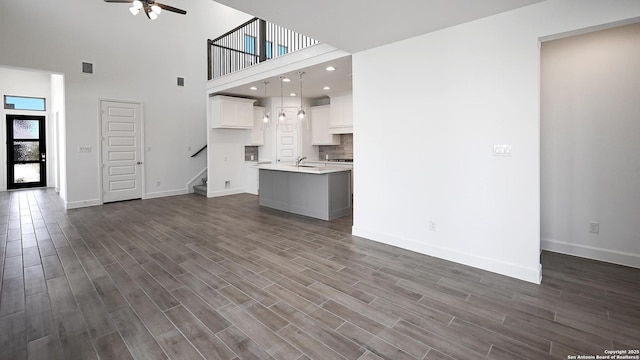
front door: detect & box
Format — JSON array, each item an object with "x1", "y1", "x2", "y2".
[
  {"x1": 101, "y1": 100, "x2": 143, "y2": 203},
  {"x1": 6, "y1": 115, "x2": 46, "y2": 189}
]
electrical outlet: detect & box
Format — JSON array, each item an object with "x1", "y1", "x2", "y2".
[
  {"x1": 589, "y1": 221, "x2": 599, "y2": 234},
  {"x1": 429, "y1": 221, "x2": 436, "y2": 232}
]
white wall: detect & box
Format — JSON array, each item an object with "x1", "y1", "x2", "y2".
[
  {"x1": 0, "y1": 0, "x2": 251, "y2": 207},
  {"x1": 352, "y1": 0, "x2": 640, "y2": 283},
  {"x1": 207, "y1": 128, "x2": 248, "y2": 197},
  {"x1": 0, "y1": 67, "x2": 53, "y2": 191},
  {"x1": 541, "y1": 22, "x2": 640, "y2": 268}
]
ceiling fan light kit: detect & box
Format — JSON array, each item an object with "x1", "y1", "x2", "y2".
[{"x1": 105, "y1": 0, "x2": 186, "y2": 20}]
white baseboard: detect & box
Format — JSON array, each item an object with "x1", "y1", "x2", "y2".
[
  {"x1": 542, "y1": 238, "x2": 640, "y2": 269},
  {"x1": 66, "y1": 199, "x2": 102, "y2": 209},
  {"x1": 352, "y1": 226, "x2": 542, "y2": 284},
  {"x1": 64, "y1": 188, "x2": 192, "y2": 209},
  {"x1": 145, "y1": 189, "x2": 188, "y2": 200},
  {"x1": 207, "y1": 188, "x2": 245, "y2": 198}
]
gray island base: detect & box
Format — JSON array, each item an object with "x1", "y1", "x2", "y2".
[{"x1": 258, "y1": 165, "x2": 352, "y2": 221}]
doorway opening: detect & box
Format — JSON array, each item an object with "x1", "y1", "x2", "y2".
[{"x1": 540, "y1": 21, "x2": 640, "y2": 269}]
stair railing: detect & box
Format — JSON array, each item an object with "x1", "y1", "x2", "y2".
[
  {"x1": 190, "y1": 145, "x2": 207, "y2": 158},
  {"x1": 208, "y1": 17, "x2": 319, "y2": 80}
]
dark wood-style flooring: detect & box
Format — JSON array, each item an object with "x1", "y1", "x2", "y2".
[{"x1": 0, "y1": 189, "x2": 639, "y2": 360}]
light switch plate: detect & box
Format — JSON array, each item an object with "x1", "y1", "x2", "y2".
[{"x1": 493, "y1": 144, "x2": 512, "y2": 156}]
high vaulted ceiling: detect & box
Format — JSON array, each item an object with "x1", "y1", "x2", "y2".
[{"x1": 213, "y1": 0, "x2": 544, "y2": 53}]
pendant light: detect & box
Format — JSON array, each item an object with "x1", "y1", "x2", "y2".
[
  {"x1": 297, "y1": 71, "x2": 306, "y2": 120},
  {"x1": 278, "y1": 77, "x2": 286, "y2": 122},
  {"x1": 262, "y1": 81, "x2": 270, "y2": 129}
]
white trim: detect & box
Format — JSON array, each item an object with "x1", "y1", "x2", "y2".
[
  {"x1": 542, "y1": 238, "x2": 640, "y2": 269},
  {"x1": 207, "y1": 188, "x2": 244, "y2": 198},
  {"x1": 352, "y1": 226, "x2": 542, "y2": 284},
  {"x1": 145, "y1": 189, "x2": 188, "y2": 199},
  {"x1": 186, "y1": 167, "x2": 207, "y2": 193},
  {"x1": 65, "y1": 198, "x2": 101, "y2": 209}
]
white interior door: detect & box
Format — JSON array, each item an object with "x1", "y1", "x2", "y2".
[
  {"x1": 101, "y1": 100, "x2": 142, "y2": 203},
  {"x1": 276, "y1": 107, "x2": 299, "y2": 163}
]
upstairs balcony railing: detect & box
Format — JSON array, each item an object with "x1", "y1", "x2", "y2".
[{"x1": 207, "y1": 17, "x2": 320, "y2": 80}]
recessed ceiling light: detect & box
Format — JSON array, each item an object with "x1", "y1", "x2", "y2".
[
  {"x1": 290, "y1": 93, "x2": 297, "y2": 97},
  {"x1": 282, "y1": 78, "x2": 291, "y2": 82},
  {"x1": 323, "y1": 86, "x2": 331, "y2": 90},
  {"x1": 249, "y1": 86, "x2": 258, "y2": 91},
  {"x1": 326, "y1": 66, "x2": 336, "y2": 71}
]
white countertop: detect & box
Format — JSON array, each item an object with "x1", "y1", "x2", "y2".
[
  {"x1": 305, "y1": 160, "x2": 353, "y2": 166},
  {"x1": 245, "y1": 160, "x2": 272, "y2": 165},
  {"x1": 258, "y1": 163, "x2": 351, "y2": 174}
]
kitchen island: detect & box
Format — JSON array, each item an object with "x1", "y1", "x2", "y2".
[{"x1": 258, "y1": 163, "x2": 351, "y2": 221}]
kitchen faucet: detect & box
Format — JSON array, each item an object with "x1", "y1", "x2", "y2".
[{"x1": 296, "y1": 156, "x2": 307, "y2": 168}]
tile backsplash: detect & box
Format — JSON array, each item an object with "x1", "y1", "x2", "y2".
[
  {"x1": 318, "y1": 134, "x2": 353, "y2": 160},
  {"x1": 244, "y1": 146, "x2": 259, "y2": 161}
]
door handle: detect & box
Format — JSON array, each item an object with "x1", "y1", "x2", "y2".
[
  {"x1": 137, "y1": 161, "x2": 143, "y2": 165},
  {"x1": 41, "y1": 153, "x2": 46, "y2": 162}
]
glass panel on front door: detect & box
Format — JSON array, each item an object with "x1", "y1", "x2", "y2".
[
  {"x1": 6, "y1": 115, "x2": 46, "y2": 189},
  {"x1": 13, "y1": 119, "x2": 40, "y2": 139}
]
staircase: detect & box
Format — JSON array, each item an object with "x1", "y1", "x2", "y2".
[{"x1": 193, "y1": 177, "x2": 207, "y2": 196}]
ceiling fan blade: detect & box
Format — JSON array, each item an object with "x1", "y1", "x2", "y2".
[
  {"x1": 157, "y1": 3, "x2": 187, "y2": 15},
  {"x1": 103, "y1": 0, "x2": 134, "y2": 3}
]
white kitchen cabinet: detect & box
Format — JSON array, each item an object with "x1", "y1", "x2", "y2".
[
  {"x1": 249, "y1": 106, "x2": 265, "y2": 145},
  {"x1": 329, "y1": 92, "x2": 353, "y2": 134},
  {"x1": 311, "y1": 105, "x2": 340, "y2": 145},
  {"x1": 210, "y1": 95, "x2": 255, "y2": 129}
]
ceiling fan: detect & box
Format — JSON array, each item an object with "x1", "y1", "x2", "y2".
[{"x1": 104, "y1": 0, "x2": 186, "y2": 20}]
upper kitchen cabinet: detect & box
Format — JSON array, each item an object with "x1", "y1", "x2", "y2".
[
  {"x1": 210, "y1": 95, "x2": 255, "y2": 129},
  {"x1": 311, "y1": 105, "x2": 340, "y2": 145},
  {"x1": 329, "y1": 92, "x2": 353, "y2": 134},
  {"x1": 249, "y1": 106, "x2": 265, "y2": 145}
]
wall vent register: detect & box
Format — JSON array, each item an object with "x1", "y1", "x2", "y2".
[{"x1": 82, "y1": 62, "x2": 93, "y2": 74}]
